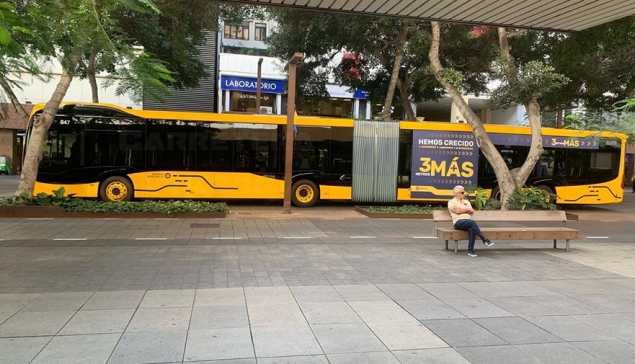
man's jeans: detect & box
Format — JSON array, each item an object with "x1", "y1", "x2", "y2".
[{"x1": 454, "y1": 219, "x2": 483, "y2": 252}]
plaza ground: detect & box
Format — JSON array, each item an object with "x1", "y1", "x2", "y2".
[{"x1": 0, "y1": 175, "x2": 635, "y2": 363}]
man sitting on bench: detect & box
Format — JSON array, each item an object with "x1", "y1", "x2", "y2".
[{"x1": 448, "y1": 185, "x2": 494, "y2": 257}]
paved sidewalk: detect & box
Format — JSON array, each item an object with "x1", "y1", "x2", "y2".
[{"x1": 2, "y1": 281, "x2": 635, "y2": 364}]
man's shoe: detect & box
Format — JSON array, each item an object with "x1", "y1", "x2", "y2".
[
  {"x1": 483, "y1": 239, "x2": 494, "y2": 247},
  {"x1": 467, "y1": 251, "x2": 477, "y2": 257}
]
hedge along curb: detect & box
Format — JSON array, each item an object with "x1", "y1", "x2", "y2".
[
  {"x1": 354, "y1": 206, "x2": 578, "y2": 221},
  {"x1": 0, "y1": 206, "x2": 228, "y2": 218},
  {"x1": 354, "y1": 206, "x2": 433, "y2": 219}
]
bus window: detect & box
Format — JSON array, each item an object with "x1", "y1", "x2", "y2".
[
  {"x1": 294, "y1": 126, "x2": 330, "y2": 172},
  {"x1": 197, "y1": 123, "x2": 234, "y2": 172},
  {"x1": 40, "y1": 117, "x2": 83, "y2": 173},
  {"x1": 84, "y1": 117, "x2": 145, "y2": 168},
  {"x1": 233, "y1": 123, "x2": 279, "y2": 173},
  {"x1": 330, "y1": 127, "x2": 353, "y2": 175},
  {"x1": 145, "y1": 119, "x2": 197, "y2": 171}
]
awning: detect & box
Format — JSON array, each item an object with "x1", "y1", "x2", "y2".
[{"x1": 230, "y1": 0, "x2": 635, "y2": 32}]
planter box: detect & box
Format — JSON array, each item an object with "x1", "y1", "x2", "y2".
[
  {"x1": 354, "y1": 206, "x2": 433, "y2": 219},
  {"x1": 355, "y1": 206, "x2": 578, "y2": 221},
  {"x1": 0, "y1": 206, "x2": 227, "y2": 218}
]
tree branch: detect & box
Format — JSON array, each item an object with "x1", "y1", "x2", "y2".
[{"x1": 0, "y1": 75, "x2": 31, "y2": 120}]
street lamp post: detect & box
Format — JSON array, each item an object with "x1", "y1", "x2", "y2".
[
  {"x1": 256, "y1": 58, "x2": 263, "y2": 113},
  {"x1": 283, "y1": 52, "x2": 304, "y2": 214}
]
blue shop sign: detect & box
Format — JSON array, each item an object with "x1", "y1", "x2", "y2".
[
  {"x1": 221, "y1": 75, "x2": 286, "y2": 94},
  {"x1": 353, "y1": 89, "x2": 370, "y2": 99}
]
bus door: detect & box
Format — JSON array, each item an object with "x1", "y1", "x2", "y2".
[{"x1": 351, "y1": 120, "x2": 400, "y2": 203}]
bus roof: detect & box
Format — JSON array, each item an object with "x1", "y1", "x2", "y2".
[{"x1": 30, "y1": 102, "x2": 627, "y2": 141}]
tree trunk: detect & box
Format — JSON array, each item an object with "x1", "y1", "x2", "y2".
[
  {"x1": 497, "y1": 27, "x2": 544, "y2": 193},
  {"x1": 86, "y1": 49, "x2": 100, "y2": 103},
  {"x1": 0, "y1": 75, "x2": 31, "y2": 121},
  {"x1": 383, "y1": 26, "x2": 408, "y2": 122},
  {"x1": 16, "y1": 63, "x2": 77, "y2": 196},
  {"x1": 397, "y1": 78, "x2": 416, "y2": 121},
  {"x1": 429, "y1": 21, "x2": 517, "y2": 208}
]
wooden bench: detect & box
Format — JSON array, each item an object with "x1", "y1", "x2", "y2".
[{"x1": 433, "y1": 210, "x2": 581, "y2": 253}]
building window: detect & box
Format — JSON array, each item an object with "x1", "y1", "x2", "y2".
[
  {"x1": 224, "y1": 23, "x2": 249, "y2": 40},
  {"x1": 255, "y1": 23, "x2": 267, "y2": 41}
]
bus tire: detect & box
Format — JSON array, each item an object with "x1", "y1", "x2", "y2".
[
  {"x1": 100, "y1": 176, "x2": 133, "y2": 202},
  {"x1": 292, "y1": 179, "x2": 319, "y2": 207},
  {"x1": 536, "y1": 185, "x2": 554, "y2": 195},
  {"x1": 491, "y1": 186, "x2": 501, "y2": 201}
]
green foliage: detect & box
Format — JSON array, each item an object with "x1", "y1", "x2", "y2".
[
  {"x1": 0, "y1": 188, "x2": 228, "y2": 214},
  {"x1": 465, "y1": 184, "x2": 501, "y2": 210},
  {"x1": 510, "y1": 17, "x2": 635, "y2": 110},
  {"x1": 489, "y1": 60, "x2": 570, "y2": 109},
  {"x1": 565, "y1": 99, "x2": 634, "y2": 145},
  {"x1": 365, "y1": 205, "x2": 436, "y2": 214},
  {"x1": 504, "y1": 187, "x2": 559, "y2": 211}
]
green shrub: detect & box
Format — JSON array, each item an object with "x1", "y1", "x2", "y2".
[
  {"x1": 465, "y1": 184, "x2": 501, "y2": 210},
  {"x1": 505, "y1": 187, "x2": 559, "y2": 210},
  {"x1": 0, "y1": 188, "x2": 228, "y2": 214},
  {"x1": 365, "y1": 205, "x2": 436, "y2": 214}
]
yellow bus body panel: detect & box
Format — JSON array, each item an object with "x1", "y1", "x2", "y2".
[{"x1": 33, "y1": 181, "x2": 99, "y2": 198}]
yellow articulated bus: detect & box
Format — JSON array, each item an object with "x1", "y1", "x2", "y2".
[{"x1": 26, "y1": 102, "x2": 626, "y2": 207}]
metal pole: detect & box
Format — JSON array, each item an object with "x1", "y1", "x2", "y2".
[
  {"x1": 256, "y1": 58, "x2": 263, "y2": 113},
  {"x1": 283, "y1": 53, "x2": 304, "y2": 214}
]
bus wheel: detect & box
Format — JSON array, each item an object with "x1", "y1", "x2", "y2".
[
  {"x1": 536, "y1": 185, "x2": 554, "y2": 197},
  {"x1": 292, "y1": 180, "x2": 319, "y2": 207},
  {"x1": 491, "y1": 186, "x2": 501, "y2": 201},
  {"x1": 100, "y1": 177, "x2": 133, "y2": 202}
]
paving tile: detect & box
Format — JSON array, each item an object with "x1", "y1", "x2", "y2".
[
  {"x1": 523, "y1": 315, "x2": 615, "y2": 341},
  {"x1": 0, "y1": 311, "x2": 13, "y2": 324},
  {"x1": 290, "y1": 285, "x2": 345, "y2": 303},
  {"x1": 247, "y1": 302, "x2": 306, "y2": 326},
  {"x1": 421, "y1": 319, "x2": 507, "y2": 347},
  {"x1": 0, "y1": 293, "x2": 40, "y2": 312},
  {"x1": 194, "y1": 288, "x2": 245, "y2": 306},
  {"x1": 82, "y1": 291, "x2": 145, "y2": 310},
  {"x1": 0, "y1": 336, "x2": 52, "y2": 364},
  {"x1": 457, "y1": 282, "x2": 525, "y2": 297},
  {"x1": 31, "y1": 333, "x2": 120, "y2": 364},
  {"x1": 244, "y1": 287, "x2": 294, "y2": 302},
  {"x1": 376, "y1": 284, "x2": 435, "y2": 300},
  {"x1": 139, "y1": 289, "x2": 195, "y2": 308},
  {"x1": 394, "y1": 348, "x2": 471, "y2": 364},
  {"x1": 572, "y1": 340, "x2": 635, "y2": 364},
  {"x1": 127, "y1": 307, "x2": 191, "y2": 332},
  {"x1": 348, "y1": 301, "x2": 416, "y2": 324},
  {"x1": 396, "y1": 299, "x2": 465, "y2": 320},
  {"x1": 494, "y1": 282, "x2": 561, "y2": 296},
  {"x1": 0, "y1": 310, "x2": 76, "y2": 337},
  {"x1": 515, "y1": 342, "x2": 607, "y2": 364},
  {"x1": 21, "y1": 292, "x2": 93, "y2": 312},
  {"x1": 183, "y1": 360, "x2": 255, "y2": 364},
  {"x1": 251, "y1": 325, "x2": 323, "y2": 357},
  {"x1": 326, "y1": 352, "x2": 401, "y2": 364},
  {"x1": 298, "y1": 302, "x2": 361, "y2": 325},
  {"x1": 184, "y1": 327, "x2": 254, "y2": 362},
  {"x1": 333, "y1": 285, "x2": 391, "y2": 301},
  {"x1": 570, "y1": 294, "x2": 635, "y2": 313},
  {"x1": 529, "y1": 295, "x2": 607, "y2": 315},
  {"x1": 108, "y1": 331, "x2": 187, "y2": 364},
  {"x1": 417, "y1": 283, "x2": 479, "y2": 299},
  {"x1": 59, "y1": 309, "x2": 134, "y2": 335},
  {"x1": 190, "y1": 306, "x2": 249, "y2": 330},
  {"x1": 485, "y1": 297, "x2": 561, "y2": 316},
  {"x1": 474, "y1": 317, "x2": 562, "y2": 344},
  {"x1": 572, "y1": 314, "x2": 635, "y2": 344},
  {"x1": 256, "y1": 355, "x2": 328, "y2": 364},
  {"x1": 366, "y1": 321, "x2": 447, "y2": 350},
  {"x1": 311, "y1": 323, "x2": 387, "y2": 354},
  {"x1": 440, "y1": 298, "x2": 514, "y2": 318},
  {"x1": 456, "y1": 345, "x2": 539, "y2": 364}
]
